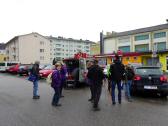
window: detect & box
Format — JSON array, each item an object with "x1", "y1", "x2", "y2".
[
  {"x1": 56, "y1": 53, "x2": 61, "y2": 55},
  {"x1": 135, "y1": 44, "x2": 149, "y2": 52},
  {"x1": 40, "y1": 41, "x2": 44, "y2": 45},
  {"x1": 85, "y1": 46, "x2": 89, "y2": 49},
  {"x1": 126, "y1": 57, "x2": 129, "y2": 61},
  {"x1": 118, "y1": 46, "x2": 130, "y2": 52},
  {"x1": 157, "y1": 42, "x2": 166, "y2": 51},
  {"x1": 40, "y1": 49, "x2": 44, "y2": 53},
  {"x1": 40, "y1": 56, "x2": 44, "y2": 60},
  {"x1": 154, "y1": 32, "x2": 166, "y2": 38},
  {"x1": 56, "y1": 48, "x2": 61, "y2": 51},
  {"x1": 135, "y1": 34, "x2": 149, "y2": 41},
  {"x1": 134, "y1": 57, "x2": 137, "y2": 60},
  {"x1": 56, "y1": 44, "x2": 61, "y2": 47}
]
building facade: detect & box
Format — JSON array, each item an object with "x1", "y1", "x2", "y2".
[
  {"x1": 0, "y1": 43, "x2": 6, "y2": 62},
  {"x1": 103, "y1": 23, "x2": 168, "y2": 71},
  {"x1": 90, "y1": 42, "x2": 100, "y2": 55},
  {"x1": 5, "y1": 33, "x2": 50, "y2": 64},
  {"x1": 47, "y1": 36, "x2": 93, "y2": 62}
]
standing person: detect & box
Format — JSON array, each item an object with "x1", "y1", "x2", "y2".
[
  {"x1": 31, "y1": 61, "x2": 40, "y2": 99},
  {"x1": 59, "y1": 61, "x2": 67, "y2": 98},
  {"x1": 124, "y1": 65, "x2": 135, "y2": 102},
  {"x1": 87, "y1": 60, "x2": 94, "y2": 102},
  {"x1": 87, "y1": 60, "x2": 105, "y2": 111},
  {"x1": 110, "y1": 55, "x2": 125, "y2": 105},
  {"x1": 51, "y1": 63, "x2": 62, "y2": 107}
]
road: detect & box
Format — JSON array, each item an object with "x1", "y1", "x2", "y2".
[{"x1": 0, "y1": 73, "x2": 168, "y2": 126}]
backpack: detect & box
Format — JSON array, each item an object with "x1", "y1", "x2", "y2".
[
  {"x1": 46, "y1": 72, "x2": 52, "y2": 85},
  {"x1": 126, "y1": 69, "x2": 134, "y2": 80}
]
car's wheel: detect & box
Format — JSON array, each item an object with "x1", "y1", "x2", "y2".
[{"x1": 160, "y1": 93, "x2": 167, "y2": 98}]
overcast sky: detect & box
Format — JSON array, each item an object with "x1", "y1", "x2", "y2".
[{"x1": 0, "y1": 0, "x2": 168, "y2": 43}]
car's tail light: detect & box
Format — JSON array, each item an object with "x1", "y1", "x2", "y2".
[
  {"x1": 67, "y1": 74, "x2": 73, "y2": 80},
  {"x1": 134, "y1": 75, "x2": 141, "y2": 81},
  {"x1": 160, "y1": 75, "x2": 167, "y2": 82}
]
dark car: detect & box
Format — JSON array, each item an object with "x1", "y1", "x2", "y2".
[
  {"x1": 131, "y1": 66, "x2": 168, "y2": 97},
  {"x1": 18, "y1": 65, "x2": 33, "y2": 76}
]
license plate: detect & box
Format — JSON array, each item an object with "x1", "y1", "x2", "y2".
[{"x1": 144, "y1": 86, "x2": 157, "y2": 90}]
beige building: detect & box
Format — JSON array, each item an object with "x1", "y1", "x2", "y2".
[
  {"x1": 103, "y1": 23, "x2": 168, "y2": 53},
  {"x1": 5, "y1": 33, "x2": 50, "y2": 64}
]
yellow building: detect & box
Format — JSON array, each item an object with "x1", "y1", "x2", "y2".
[
  {"x1": 90, "y1": 42, "x2": 100, "y2": 55},
  {"x1": 0, "y1": 54, "x2": 6, "y2": 62}
]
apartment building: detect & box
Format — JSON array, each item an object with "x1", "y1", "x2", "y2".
[
  {"x1": 5, "y1": 33, "x2": 50, "y2": 64},
  {"x1": 47, "y1": 36, "x2": 94, "y2": 62},
  {"x1": 103, "y1": 23, "x2": 168, "y2": 53}
]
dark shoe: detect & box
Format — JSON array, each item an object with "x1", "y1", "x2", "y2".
[
  {"x1": 119, "y1": 101, "x2": 121, "y2": 104},
  {"x1": 33, "y1": 96, "x2": 40, "y2": 99},
  {"x1": 88, "y1": 98, "x2": 93, "y2": 101},
  {"x1": 55, "y1": 104, "x2": 62, "y2": 107},
  {"x1": 128, "y1": 99, "x2": 133, "y2": 102},
  {"x1": 112, "y1": 102, "x2": 116, "y2": 105},
  {"x1": 93, "y1": 107, "x2": 100, "y2": 111},
  {"x1": 60, "y1": 95, "x2": 64, "y2": 98}
]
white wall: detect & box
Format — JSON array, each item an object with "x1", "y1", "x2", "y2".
[
  {"x1": 104, "y1": 38, "x2": 116, "y2": 53},
  {"x1": 19, "y1": 33, "x2": 50, "y2": 64}
]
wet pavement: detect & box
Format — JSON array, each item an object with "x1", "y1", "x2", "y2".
[{"x1": 0, "y1": 73, "x2": 168, "y2": 126}]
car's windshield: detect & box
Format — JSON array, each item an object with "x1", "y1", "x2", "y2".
[
  {"x1": 136, "y1": 67, "x2": 163, "y2": 75},
  {"x1": 44, "y1": 65, "x2": 53, "y2": 70}
]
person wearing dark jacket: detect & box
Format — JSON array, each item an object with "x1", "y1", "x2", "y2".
[
  {"x1": 87, "y1": 60, "x2": 105, "y2": 111},
  {"x1": 51, "y1": 63, "x2": 62, "y2": 107},
  {"x1": 87, "y1": 60, "x2": 94, "y2": 102},
  {"x1": 31, "y1": 61, "x2": 40, "y2": 99},
  {"x1": 124, "y1": 65, "x2": 135, "y2": 102},
  {"x1": 110, "y1": 55, "x2": 125, "y2": 105}
]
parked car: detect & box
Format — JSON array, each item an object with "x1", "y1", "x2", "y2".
[
  {"x1": 18, "y1": 64, "x2": 33, "y2": 76},
  {"x1": 131, "y1": 66, "x2": 168, "y2": 97},
  {"x1": 0, "y1": 62, "x2": 18, "y2": 72},
  {"x1": 39, "y1": 65, "x2": 54, "y2": 78},
  {"x1": 6, "y1": 64, "x2": 20, "y2": 74}
]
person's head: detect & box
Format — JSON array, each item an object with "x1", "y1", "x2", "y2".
[
  {"x1": 93, "y1": 59, "x2": 98, "y2": 65},
  {"x1": 55, "y1": 63, "x2": 61, "y2": 70},
  {"x1": 87, "y1": 60, "x2": 94, "y2": 68},
  {"x1": 57, "y1": 61, "x2": 64, "y2": 66},
  {"x1": 35, "y1": 61, "x2": 40, "y2": 65}
]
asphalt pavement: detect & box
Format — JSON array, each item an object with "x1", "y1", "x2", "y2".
[{"x1": 0, "y1": 73, "x2": 168, "y2": 126}]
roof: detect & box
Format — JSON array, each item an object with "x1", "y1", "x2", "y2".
[
  {"x1": 104, "y1": 23, "x2": 168, "y2": 39},
  {"x1": 0, "y1": 43, "x2": 5, "y2": 50},
  {"x1": 6, "y1": 32, "x2": 49, "y2": 45},
  {"x1": 47, "y1": 36, "x2": 95, "y2": 43}
]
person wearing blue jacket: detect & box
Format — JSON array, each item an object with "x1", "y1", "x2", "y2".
[{"x1": 51, "y1": 63, "x2": 62, "y2": 107}]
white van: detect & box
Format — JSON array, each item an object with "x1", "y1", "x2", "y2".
[{"x1": 0, "y1": 62, "x2": 18, "y2": 72}]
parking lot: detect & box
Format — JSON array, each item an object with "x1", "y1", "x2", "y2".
[{"x1": 0, "y1": 73, "x2": 168, "y2": 126}]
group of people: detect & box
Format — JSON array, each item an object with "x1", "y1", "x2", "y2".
[
  {"x1": 30, "y1": 61, "x2": 66, "y2": 107},
  {"x1": 29, "y1": 54, "x2": 135, "y2": 110},
  {"x1": 87, "y1": 54, "x2": 135, "y2": 111}
]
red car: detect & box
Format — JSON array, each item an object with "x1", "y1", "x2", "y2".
[
  {"x1": 7, "y1": 64, "x2": 20, "y2": 74},
  {"x1": 39, "y1": 65, "x2": 54, "y2": 78}
]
